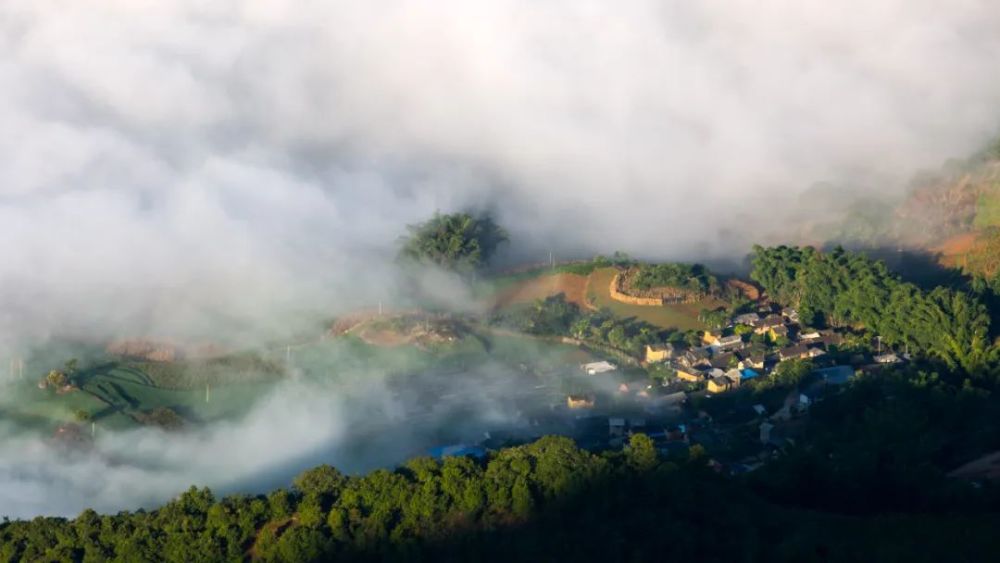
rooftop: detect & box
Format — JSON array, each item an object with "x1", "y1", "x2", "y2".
[{"x1": 582, "y1": 361, "x2": 617, "y2": 374}]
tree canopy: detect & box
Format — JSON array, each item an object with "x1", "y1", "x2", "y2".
[
  {"x1": 632, "y1": 262, "x2": 719, "y2": 294},
  {"x1": 398, "y1": 212, "x2": 508, "y2": 273},
  {"x1": 750, "y1": 245, "x2": 991, "y2": 373},
  {"x1": 4, "y1": 425, "x2": 1000, "y2": 562}
]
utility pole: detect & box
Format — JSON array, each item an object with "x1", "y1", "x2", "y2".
[
  {"x1": 206, "y1": 383, "x2": 211, "y2": 404},
  {"x1": 549, "y1": 251, "x2": 554, "y2": 269},
  {"x1": 876, "y1": 336, "x2": 882, "y2": 355},
  {"x1": 286, "y1": 345, "x2": 291, "y2": 366},
  {"x1": 378, "y1": 301, "x2": 383, "y2": 316},
  {"x1": 91, "y1": 421, "x2": 95, "y2": 438}
]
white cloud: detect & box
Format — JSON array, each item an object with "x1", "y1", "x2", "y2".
[{"x1": 2, "y1": 2, "x2": 999, "y2": 347}]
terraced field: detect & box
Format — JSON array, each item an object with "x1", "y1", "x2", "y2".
[{"x1": 73, "y1": 363, "x2": 276, "y2": 429}]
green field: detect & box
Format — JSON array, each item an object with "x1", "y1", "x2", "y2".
[
  {"x1": 0, "y1": 361, "x2": 281, "y2": 434},
  {"x1": 76, "y1": 364, "x2": 275, "y2": 429},
  {"x1": 481, "y1": 332, "x2": 596, "y2": 368},
  {"x1": 287, "y1": 332, "x2": 493, "y2": 381},
  {"x1": 1, "y1": 319, "x2": 609, "y2": 437},
  {"x1": 0, "y1": 379, "x2": 109, "y2": 432},
  {"x1": 587, "y1": 268, "x2": 719, "y2": 331}
]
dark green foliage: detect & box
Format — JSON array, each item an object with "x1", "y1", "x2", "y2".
[
  {"x1": 750, "y1": 245, "x2": 991, "y2": 373},
  {"x1": 624, "y1": 433, "x2": 658, "y2": 472},
  {"x1": 497, "y1": 294, "x2": 581, "y2": 336},
  {"x1": 292, "y1": 465, "x2": 346, "y2": 508},
  {"x1": 399, "y1": 212, "x2": 508, "y2": 273},
  {"x1": 8, "y1": 408, "x2": 1000, "y2": 563},
  {"x1": 135, "y1": 407, "x2": 186, "y2": 430},
  {"x1": 3, "y1": 429, "x2": 1000, "y2": 562},
  {"x1": 698, "y1": 307, "x2": 730, "y2": 330},
  {"x1": 492, "y1": 295, "x2": 665, "y2": 358},
  {"x1": 749, "y1": 367, "x2": 1000, "y2": 515},
  {"x1": 771, "y1": 358, "x2": 814, "y2": 388},
  {"x1": 598, "y1": 251, "x2": 634, "y2": 267},
  {"x1": 632, "y1": 262, "x2": 719, "y2": 294}
]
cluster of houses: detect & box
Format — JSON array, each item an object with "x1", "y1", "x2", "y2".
[
  {"x1": 643, "y1": 307, "x2": 902, "y2": 394},
  {"x1": 569, "y1": 360, "x2": 688, "y2": 415},
  {"x1": 569, "y1": 413, "x2": 695, "y2": 456},
  {"x1": 551, "y1": 305, "x2": 912, "y2": 469}
]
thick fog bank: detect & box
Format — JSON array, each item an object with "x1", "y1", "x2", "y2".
[
  {"x1": 0, "y1": 359, "x2": 546, "y2": 519},
  {"x1": 2, "y1": 1, "x2": 1000, "y2": 347}
]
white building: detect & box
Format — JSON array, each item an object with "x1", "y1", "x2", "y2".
[{"x1": 582, "y1": 361, "x2": 617, "y2": 375}]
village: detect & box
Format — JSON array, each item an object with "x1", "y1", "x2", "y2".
[{"x1": 464, "y1": 301, "x2": 910, "y2": 474}]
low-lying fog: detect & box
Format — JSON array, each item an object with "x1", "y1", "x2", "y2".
[{"x1": 0, "y1": 337, "x2": 634, "y2": 519}]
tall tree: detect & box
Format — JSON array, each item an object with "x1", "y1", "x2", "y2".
[{"x1": 399, "y1": 212, "x2": 508, "y2": 273}]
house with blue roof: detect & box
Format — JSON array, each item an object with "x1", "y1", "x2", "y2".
[{"x1": 740, "y1": 368, "x2": 760, "y2": 381}]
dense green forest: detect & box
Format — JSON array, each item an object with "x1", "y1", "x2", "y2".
[
  {"x1": 750, "y1": 245, "x2": 992, "y2": 373},
  {"x1": 4, "y1": 404, "x2": 999, "y2": 563}
]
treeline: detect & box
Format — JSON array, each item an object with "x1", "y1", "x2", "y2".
[
  {"x1": 4, "y1": 432, "x2": 1000, "y2": 562},
  {"x1": 491, "y1": 294, "x2": 681, "y2": 357},
  {"x1": 750, "y1": 245, "x2": 991, "y2": 373}
]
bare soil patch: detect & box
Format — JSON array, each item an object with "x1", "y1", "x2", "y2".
[
  {"x1": 330, "y1": 311, "x2": 380, "y2": 337},
  {"x1": 354, "y1": 314, "x2": 464, "y2": 349},
  {"x1": 932, "y1": 231, "x2": 979, "y2": 257},
  {"x1": 492, "y1": 273, "x2": 589, "y2": 309}
]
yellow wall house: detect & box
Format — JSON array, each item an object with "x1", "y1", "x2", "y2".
[
  {"x1": 645, "y1": 344, "x2": 672, "y2": 363},
  {"x1": 769, "y1": 325, "x2": 789, "y2": 341},
  {"x1": 675, "y1": 368, "x2": 703, "y2": 382},
  {"x1": 702, "y1": 330, "x2": 719, "y2": 344},
  {"x1": 707, "y1": 376, "x2": 733, "y2": 394},
  {"x1": 566, "y1": 394, "x2": 596, "y2": 409}
]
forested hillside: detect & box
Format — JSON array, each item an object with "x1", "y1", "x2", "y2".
[
  {"x1": 3, "y1": 427, "x2": 999, "y2": 563},
  {"x1": 750, "y1": 245, "x2": 992, "y2": 373}
]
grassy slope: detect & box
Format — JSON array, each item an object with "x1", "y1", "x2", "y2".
[
  {"x1": 0, "y1": 380, "x2": 109, "y2": 432},
  {"x1": 4, "y1": 328, "x2": 588, "y2": 436},
  {"x1": 77, "y1": 364, "x2": 275, "y2": 429},
  {"x1": 587, "y1": 267, "x2": 718, "y2": 331}
]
